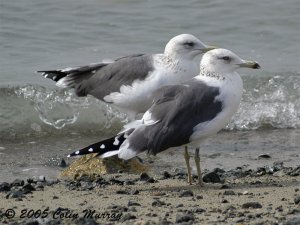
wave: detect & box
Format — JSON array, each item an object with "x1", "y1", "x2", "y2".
[
  {"x1": 228, "y1": 73, "x2": 300, "y2": 130},
  {"x1": 0, "y1": 72, "x2": 299, "y2": 140}
]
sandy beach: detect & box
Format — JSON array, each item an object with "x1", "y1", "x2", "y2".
[{"x1": 1, "y1": 161, "x2": 300, "y2": 225}]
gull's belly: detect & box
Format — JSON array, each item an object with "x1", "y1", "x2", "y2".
[{"x1": 190, "y1": 86, "x2": 243, "y2": 144}]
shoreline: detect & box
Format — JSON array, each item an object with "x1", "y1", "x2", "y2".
[{"x1": 1, "y1": 129, "x2": 300, "y2": 182}]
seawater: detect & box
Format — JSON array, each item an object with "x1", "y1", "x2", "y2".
[{"x1": 0, "y1": 0, "x2": 299, "y2": 181}]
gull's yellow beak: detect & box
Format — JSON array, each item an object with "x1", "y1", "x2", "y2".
[
  {"x1": 201, "y1": 45, "x2": 218, "y2": 53},
  {"x1": 238, "y1": 60, "x2": 261, "y2": 69}
]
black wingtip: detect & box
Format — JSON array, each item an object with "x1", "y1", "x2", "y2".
[
  {"x1": 37, "y1": 70, "x2": 68, "y2": 82},
  {"x1": 67, "y1": 133, "x2": 127, "y2": 158}
]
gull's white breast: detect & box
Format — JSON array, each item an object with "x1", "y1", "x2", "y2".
[{"x1": 190, "y1": 73, "x2": 243, "y2": 144}]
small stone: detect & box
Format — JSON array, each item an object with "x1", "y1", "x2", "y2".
[
  {"x1": 53, "y1": 196, "x2": 59, "y2": 199},
  {"x1": 196, "y1": 195, "x2": 203, "y2": 200},
  {"x1": 22, "y1": 183, "x2": 36, "y2": 194},
  {"x1": 11, "y1": 179, "x2": 24, "y2": 187},
  {"x1": 122, "y1": 213, "x2": 136, "y2": 222},
  {"x1": 35, "y1": 183, "x2": 44, "y2": 189},
  {"x1": 235, "y1": 217, "x2": 245, "y2": 223},
  {"x1": 194, "y1": 208, "x2": 206, "y2": 213},
  {"x1": 6, "y1": 190, "x2": 24, "y2": 199},
  {"x1": 223, "y1": 205, "x2": 237, "y2": 213},
  {"x1": 162, "y1": 171, "x2": 172, "y2": 179},
  {"x1": 146, "y1": 177, "x2": 156, "y2": 183},
  {"x1": 220, "y1": 184, "x2": 231, "y2": 189},
  {"x1": 221, "y1": 199, "x2": 229, "y2": 203},
  {"x1": 273, "y1": 170, "x2": 285, "y2": 177},
  {"x1": 116, "y1": 190, "x2": 129, "y2": 195},
  {"x1": 258, "y1": 154, "x2": 271, "y2": 159},
  {"x1": 152, "y1": 199, "x2": 166, "y2": 207},
  {"x1": 125, "y1": 180, "x2": 135, "y2": 185},
  {"x1": 294, "y1": 197, "x2": 300, "y2": 205},
  {"x1": 0, "y1": 182, "x2": 11, "y2": 192},
  {"x1": 179, "y1": 190, "x2": 194, "y2": 197},
  {"x1": 38, "y1": 176, "x2": 46, "y2": 182},
  {"x1": 128, "y1": 200, "x2": 141, "y2": 207},
  {"x1": 176, "y1": 203, "x2": 184, "y2": 208},
  {"x1": 242, "y1": 202, "x2": 262, "y2": 209},
  {"x1": 223, "y1": 190, "x2": 236, "y2": 195},
  {"x1": 131, "y1": 190, "x2": 139, "y2": 195},
  {"x1": 25, "y1": 221, "x2": 40, "y2": 225},
  {"x1": 273, "y1": 161, "x2": 284, "y2": 171},
  {"x1": 175, "y1": 213, "x2": 195, "y2": 223},
  {"x1": 140, "y1": 172, "x2": 150, "y2": 181},
  {"x1": 59, "y1": 159, "x2": 67, "y2": 167},
  {"x1": 203, "y1": 172, "x2": 221, "y2": 183}
]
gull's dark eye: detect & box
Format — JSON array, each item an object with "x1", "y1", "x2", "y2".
[
  {"x1": 222, "y1": 56, "x2": 230, "y2": 61},
  {"x1": 184, "y1": 41, "x2": 195, "y2": 47}
]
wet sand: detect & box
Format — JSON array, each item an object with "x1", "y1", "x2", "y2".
[{"x1": 0, "y1": 129, "x2": 299, "y2": 182}]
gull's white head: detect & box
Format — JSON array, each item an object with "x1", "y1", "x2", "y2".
[
  {"x1": 164, "y1": 34, "x2": 215, "y2": 60},
  {"x1": 200, "y1": 48, "x2": 260, "y2": 74}
]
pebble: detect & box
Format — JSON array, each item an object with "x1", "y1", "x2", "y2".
[
  {"x1": 176, "y1": 203, "x2": 184, "y2": 208},
  {"x1": 0, "y1": 182, "x2": 11, "y2": 192},
  {"x1": 11, "y1": 179, "x2": 24, "y2": 187},
  {"x1": 131, "y1": 190, "x2": 140, "y2": 195},
  {"x1": 121, "y1": 213, "x2": 137, "y2": 222},
  {"x1": 152, "y1": 199, "x2": 166, "y2": 207},
  {"x1": 242, "y1": 202, "x2": 263, "y2": 209},
  {"x1": 38, "y1": 176, "x2": 46, "y2": 182},
  {"x1": 196, "y1": 195, "x2": 203, "y2": 200},
  {"x1": 162, "y1": 171, "x2": 172, "y2": 179},
  {"x1": 294, "y1": 197, "x2": 300, "y2": 205},
  {"x1": 221, "y1": 199, "x2": 229, "y2": 203},
  {"x1": 128, "y1": 200, "x2": 141, "y2": 207},
  {"x1": 22, "y1": 183, "x2": 36, "y2": 194},
  {"x1": 289, "y1": 166, "x2": 300, "y2": 176},
  {"x1": 140, "y1": 172, "x2": 150, "y2": 181},
  {"x1": 116, "y1": 190, "x2": 130, "y2": 195},
  {"x1": 258, "y1": 154, "x2": 271, "y2": 159},
  {"x1": 203, "y1": 172, "x2": 222, "y2": 183},
  {"x1": 179, "y1": 190, "x2": 194, "y2": 197},
  {"x1": 59, "y1": 158, "x2": 67, "y2": 167},
  {"x1": 193, "y1": 208, "x2": 206, "y2": 213},
  {"x1": 220, "y1": 184, "x2": 231, "y2": 189},
  {"x1": 223, "y1": 190, "x2": 236, "y2": 196},
  {"x1": 175, "y1": 213, "x2": 195, "y2": 223},
  {"x1": 235, "y1": 217, "x2": 245, "y2": 223},
  {"x1": 6, "y1": 190, "x2": 25, "y2": 199},
  {"x1": 25, "y1": 221, "x2": 39, "y2": 225}
]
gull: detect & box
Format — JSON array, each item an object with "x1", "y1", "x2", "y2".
[
  {"x1": 38, "y1": 34, "x2": 214, "y2": 120},
  {"x1": 67, "y1": 48, "x2": 260, "y2": 185}
]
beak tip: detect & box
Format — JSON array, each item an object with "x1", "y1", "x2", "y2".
[{"x1": 253, "y1": 62, "x2": 261, "y2": 69}]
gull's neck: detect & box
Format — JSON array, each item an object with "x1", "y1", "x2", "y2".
[{"x1": 200, "y1": 66, "x2": 225, "y2": 81}]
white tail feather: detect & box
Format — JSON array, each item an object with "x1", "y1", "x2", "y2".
[{"x1": 100, "y1": 150, "x2": 120, "y2": 158}]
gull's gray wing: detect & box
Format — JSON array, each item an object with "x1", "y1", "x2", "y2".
[
  {"x1": 126, "y1": 79, "x2": 223, "y2": 155},
  {"x1": 39, "y1": 54, "x2": 154, "y2": 101}
]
